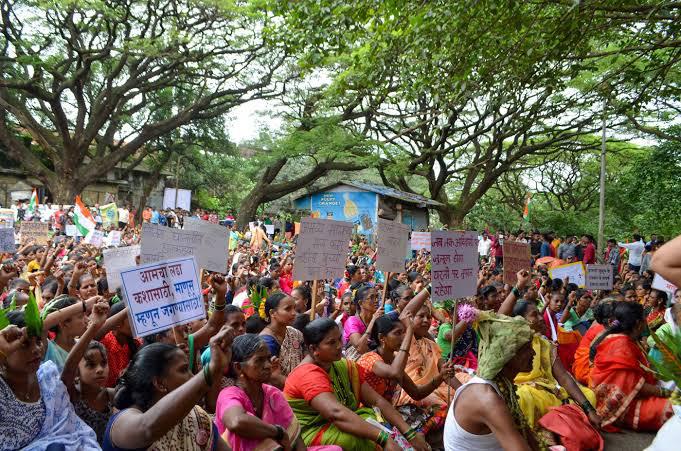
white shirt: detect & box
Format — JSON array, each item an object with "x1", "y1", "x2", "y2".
[
  {"x1": 117, "y1": 208, "x2": 130, "y2": 224},
  {"x1": 478, "y1": 238, "x2": 492, "y2": 257},
  {"x1": 618, "y1": 240, "x2": 645, "y2": 266},
  {"x1": 444, "y1": 376, "x2": 504, "y2": 451}
]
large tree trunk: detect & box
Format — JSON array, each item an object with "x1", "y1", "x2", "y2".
[
  {"x1": 45, "y1": 176, "x2": 83, "y2": 204},
  {"x1": 436, "y1": 206, "x2": 465, "y2": 229},
  {"x1": 235, "y1": 190, "x2": 266, "y2": 230}
]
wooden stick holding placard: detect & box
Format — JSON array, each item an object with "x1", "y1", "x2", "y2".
[
  {"x1": 447, "y1": 299, "x2": 459, "y2": 405},
  {"x1": 381, "y1": 272, "x2": 391, "y2": 307},
  {"x1": 309, "y1": 280, "x2": 319, "y2": 320}
]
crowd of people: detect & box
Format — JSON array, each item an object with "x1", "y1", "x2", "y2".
[{"x1": 0, "y1": 199, "x2": 679, "y2": 451}]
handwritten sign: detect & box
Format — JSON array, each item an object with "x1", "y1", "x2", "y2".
[
  {"x1": 120, "y1": 256, "x2": 204, "y2": 338},
  {"x1": 103, "y1": 245, "x2": 140, "y2": 291},
  {"x1": 549, "y1": 262, "x2": 586, "y2": 288},
  {"x1": 0, "y1": 208, "x2": 14, "y2": 223},
  {"x1": 85, "y1": 229, "x2": 104, "y2": 248},
  {"x1": 652, "y1": 273, "x2": 677, "y2": 295},
  {"x1": 65, "y1": 224, "x2": 82, "y2": 237},
  {"x1": 20, "y1": 222, "x2": 49, "y2": 245},
  {"x1": 140, "y1": 224, "x2": 212, "y2": 273},
  {"x1": 182, "y1": 218, "x2": 230, "y2": 273},
  {"x1": 586, "y1": 264, "x2": 613, "y2": 290},
  {"x1": 410, "y1": 232, "x2": 431, "y2": 251},
  {"x1": 376, "y1": 219, "x2": 411, "y2": 273},
  {"x1": 107, "y1": 230, "x2": 122, "y2": 247},
  {"x1": 503, "y1": 241, "x2": 531, "y2": 285},
  {"x1": 292, "y1": 217, "x2": 353, "y2": 281},
  {"x1": 265, "y1": 224, "x2": 275, "y2": 235},
  {"x1": 0, "y1": 228, "x2": 15, "y2": 252},
  {"x1": 430, "y1": 231, "x2": 479, "y2": 301}
]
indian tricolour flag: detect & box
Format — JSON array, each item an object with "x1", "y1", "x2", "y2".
[
  {"x1": 74, "y1": 195, "x2": 96, "y2": 237},
  {"x1": 522, "y1": 194, "x2": 532, "y2": 223},
  {"x1": 27, "y1": 189, "x2": 38, "y2": 216}
]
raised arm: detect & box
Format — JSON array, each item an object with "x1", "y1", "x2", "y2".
[
  {"x1": 402, "y1": 285, "x2": 430, "y2": 318},
  {"x1": 108, "y1": 325, "x2": 234, "y2": 449},
  {"x1": 651, "y1": 235, "x2": 681, "y2": 287},
  {"x1": 368, "y1": 311, "x2": 414, "y2": 380},
  {"x1": 190, "y1": 274, "x2": 230, "y2": 351},
  {"x1": 61, "y1": 299, "x2": 109, "y2": 400},
  {"x1": 498, "y1": 270, "x2": 530, "y2": 317},
  {"x1": 43, "y1": 295, "x2": 101, "y2": 332}
]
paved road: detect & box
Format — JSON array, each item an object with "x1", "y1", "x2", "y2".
[{"x1": 604, "y1": 431, "x2": 654, "y2": 450}]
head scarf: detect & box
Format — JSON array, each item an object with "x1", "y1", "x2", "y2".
[{"x1": 474, "y1": 311, "x2": 533, "y2": 380}]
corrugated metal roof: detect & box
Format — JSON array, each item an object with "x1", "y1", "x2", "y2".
[{"x1": 294, "y1": 180, "x2": 443, "y2": 207}]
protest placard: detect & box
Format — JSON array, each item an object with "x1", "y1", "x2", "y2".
[
  {"x1": 108, "y1": 230, "x2": 122, "y2": 247},
  {"x1": 292, "y1": 217, "x2": 353, "y2": 281},
  {"x1": 265, "y1": 224, "x2": 275, "y2": 235},
  {"x1": 549, "y1": 262, "x2": 586, "y2": 288},
  {"x1": 652, "y1": 273, "x2": 677, "y2": 294},
  {"x1": 410, "y1": 232, "x2": 431, "y2": 251},
  {"x1": 85, "y1": 229, "x2": 104, "y2": 248},
  {"x1": 182, "y1": 218, "x2": 230, "y2": 273},
  {"x1": 120, "y1": 256, "x2": 204, "y2": 338},
  {"x1": 586, "y1": 264, "x2": 613, "y2": 290},
  {"x1": 65, "y1": 224, "x2": 83, "y2": 237},
  {"x1": 0, "y1": 208, "x2": 13, "y2": 224},
  {"x1": 503, "y1": 241, "x2": 531, "y2": 285},
  {"x1": 376, "y1": 218, "x2": 411, "y2": 273},
  {"x1": 103, "y1": 245, "x2": 140, "y2": 291},
  {"x1": 20, "y1": 222, "x2": 49, "y2": 245},
  {"x1": 430, "y1": 231, "x2": 479, "y2": 301},
  {"x1": 0, "y1": 228, "x2": 15, "y2": 252},
  {"x1": 0, "y1": 220, "x2": 12, "y2": 229},
  {"x1": 140, "y1": 223, "x2": 203, "y2": 268}
]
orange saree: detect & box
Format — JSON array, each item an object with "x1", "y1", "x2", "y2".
[
  {"x1": 590, "y1": 334, "x2": 673, "y2": 431},
  {"x1": 571, "y1": 323, "x2": 605, "y2": 385}
]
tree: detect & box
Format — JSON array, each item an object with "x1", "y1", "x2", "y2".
[{"x1": 0, "y1": 0, "x2": 289, "y2": 202}]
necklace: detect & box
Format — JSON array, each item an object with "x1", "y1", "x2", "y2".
[
  {"x1": 265, "y1": 325, "x2": 285, "y2": 344},
  {"x1": 1, "y1": 372, "x2": 36, "y2": 402}
]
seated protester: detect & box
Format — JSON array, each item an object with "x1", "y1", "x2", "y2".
[
  {"x1": 480, "y1": 285, "x2": 501, "y2": 311},
  {"x1": 40, "y1": 294, "x2": 90, "y2": 373},
  {"x1": 291, "y1": 285, "x2": 312, "y2": 314},
  {"x1": 443, "y1": 310, "x2": 540, "y2": 451},
  {"x1": 102, "y1": 326, "x2": 234, "y2": 451},
  {"x1": 589, "y1": 301, "x2": 674, "y2": 431},
  {"x1": 644, "y1": 289, "x2": 668, "y2": 330},
  {"x1": 543, "y1": 291, "x2": 581, "y2": 370},
  {"x1": 216, "y1": 334, "x2": 332, "y2": 451},
  {"x1": 357, "y1": 311, "x2": 456, "y2": 439},
  {"x1": 572, "y1": 300, "x2": 616, "y2": 385},
  {"x1": 436, "y1": 303, "x2": 478, "y2": 370},
  {"x1": 386, "y1": 284, "x2": 414, "y2": 315},
  {"x1": 334, "y1": 291, "x2": 356, "y2": 329},
  {"x1": 497, "y1": 272, "x2": 599, "y2": 428},
  {"x1": 61, "y1": 299, "x2": 113, "y2": 443},
  {"x1": 343, "y1": 283, "x2": 383, "y2": 356},
  {"x1": 284, "y1": 318, "x2": 429, "y2": 451},
  {"x1": 560, "y1": 289, "x2": 595, "y2": 336},
  {"x1": 635, "y1": 280, "x2": 652, "y2": 305},
  {"x1": 647, "y1": 303, "x2": 681, "y2": 365},
  {"x1": 394, "y1": 286, "x2": 464, "y2": 435},
  {"x1": 258, "y1": 293, "x2": 304, "y2": 387},
  {"x1": 622, "y1": 284, "x2": 639, "y2": 303},
  {"x1": 0, "y1": 308, "x2": 100, "y2": 450}
]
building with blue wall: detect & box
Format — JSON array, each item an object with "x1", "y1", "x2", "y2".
[{"x1": 293, "y1": 180, "x2": 441, "y2": 235}]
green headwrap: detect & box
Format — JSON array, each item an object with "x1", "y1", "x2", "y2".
[{"x1": 474, "y1": 312, "x2": 533, "y2": 380}]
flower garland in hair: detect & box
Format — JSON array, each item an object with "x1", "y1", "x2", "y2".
[{"x1": 248, "y1": 285, "x2": 268, "y2": 319}]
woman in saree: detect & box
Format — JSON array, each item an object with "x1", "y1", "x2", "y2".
[
  {"x1": 0, "y1": 311, "x2": 100, "y2": 450},
  {"x1": 284, "y1": 318, "x2": 430, "y2": 451},
  {"x1": 217, "y1": 334, "x2": 331, "y2": 451},
  {"x1": 357, "y1": 312, "x2": 455, "y2": 408},
  {"x1": 394, "y1": 286, "x2": 463, "y2": 435},
  {"x1": 258, "y1": 292, "x2": 303, "y2": 387},
  {"x1": 589, "y1": 301, "x2": 674, "y2": 431},
  {"x1": 102, "y1": 326, "x2": 235, "y2": 451},
  {"x1": 497, "y1": 270, "x2": 600, "y2": 428},
  {"x1": 571, "y1": 299, "x2": 615, "y2": 385},
  {"x1": 543, "y1": 291, "x2": 581, "y2": 370}
]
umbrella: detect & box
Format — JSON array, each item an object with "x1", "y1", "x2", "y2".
[
  {"x1": 536, "y1": 256, "x2": 555, "y2": 265},
  {"x1": 549, "y1": 259, "x2": 566, "y2": 269}
]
